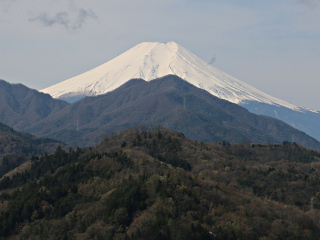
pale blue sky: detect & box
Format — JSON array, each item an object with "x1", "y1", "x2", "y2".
[{"x1": 1, "y1": 0, "x2": 320, "y2": 109}]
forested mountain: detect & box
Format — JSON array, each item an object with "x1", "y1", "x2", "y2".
[
  {"x1": 0, "y1": 121, "x2": 67, "y2": 178},
  {"x1": 1, "y1": 76, "x2": 320, "y2": 150},
  {"x1": 0, "y1": 79, "x2": 69, "y2": 130},
  {"x1": 1, "y1": 126, "x2": 320, "y2": 239},
  {"x1": 27, "y1": 75, "x2": 320, "y2": 149}
]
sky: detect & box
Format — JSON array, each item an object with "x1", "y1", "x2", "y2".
[{"x1": 1, "y1": 0, "x2": 320, "y2": 110}]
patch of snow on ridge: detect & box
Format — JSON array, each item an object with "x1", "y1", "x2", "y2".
[{"x1": 41, "y1": 41, "x2": 312, "y2": 112}]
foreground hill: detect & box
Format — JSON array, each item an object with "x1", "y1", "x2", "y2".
[
  {"x1": 0, "y1": 79, "x2": 69, "y2": 130},
  {"x1": 1, "y1": 126, "x2": 320, "y2": 239},
  {"x1": 0, "y1": 121, "x2": 67, "y2": 178},
  {"x1": 28, "y1": 75, "x2": 320, "y2": 149}
]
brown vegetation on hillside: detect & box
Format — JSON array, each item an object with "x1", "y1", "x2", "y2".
[
  {"x1": 1, "y1": 126, "x2": 320, "y2": 239},
  {"x1": 0, "y1": 121, "x2": 67, "y2": 178}
]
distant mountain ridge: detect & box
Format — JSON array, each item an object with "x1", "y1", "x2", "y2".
[
  {"x1": 0, "y1": 79, "x2": 70, "y2": 130},
  {"x1": 1, "y1": 76, "x2": 319, "y2": 149},
  {"x1": 240, "y1": 100, "x2": 320, "y2": 141},
  {"x1": 28, "y1": 75, "x2": 320, "y2": 149},
  {"x1": 39, "y1": 42, "x2": 320, "y2": 141}
]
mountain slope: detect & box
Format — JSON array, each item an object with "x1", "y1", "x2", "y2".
[
  {"x1": 30, "y1": 75, "x2": 320, "y2": 149},
  {"x1": 0, "y1": 121, "x2": 67, "y2": 178},
  {"x1": 240, "y1": 101, "x2": 320, "y2": 141},
  {"x1": 0, "y1": 79, "x2": 70, "y2": 130}
]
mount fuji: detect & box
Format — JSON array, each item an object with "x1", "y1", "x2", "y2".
[
  {"x1": 41, "y1": 41, "x2": 301, "y2": 109},
  {"x1": 41, "y1": 42, "x2": 320, "y2": 141}
]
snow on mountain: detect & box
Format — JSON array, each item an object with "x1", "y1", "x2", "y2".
[{"x1": 41, "y1": 41, "x2": 313, "y2": 112}]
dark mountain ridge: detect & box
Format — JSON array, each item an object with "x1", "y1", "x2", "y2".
[
  {"x1": 0, "y1": 79, "x2": 69, "y2": 130},
  {"x1": 24, "y1": 75, "x2": 320, "y2": 149}
]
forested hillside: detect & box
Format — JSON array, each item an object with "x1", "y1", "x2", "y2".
[
  {"x1": 0, "y1": 121, "x2": 67, "y2": 178},
  {"x1": 1, "y1": 126, "x2": 320, "y2": 239},
  {"x1": 0, "y1": 79, "x2": 69, "y2": 131}
]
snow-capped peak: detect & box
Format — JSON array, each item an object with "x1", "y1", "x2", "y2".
[{"x1": 41, "y1": 41, "x2": 306, "y2": 111}]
